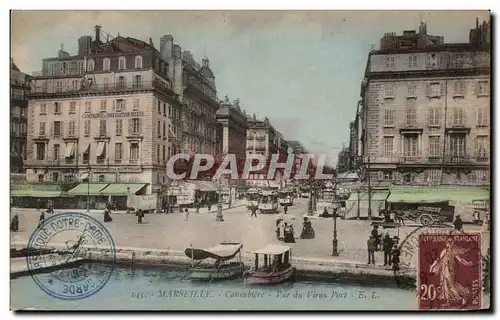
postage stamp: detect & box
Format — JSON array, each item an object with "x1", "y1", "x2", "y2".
[
  {"x1": 418, "y1": 233, "x2": 482, "y2": 310},
  {"x1": 26, "y1": 212, "x2": 116, "y2": 300}
]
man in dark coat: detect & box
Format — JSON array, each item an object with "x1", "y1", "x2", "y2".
[
  {"x1": 383, "y1": 233, "x2": 393, "y2": 266},
  {"x1": 454, "y1": 215, "x2": 463, "y2": 231},
  {"x1": 137, "y1": 209, "x2": 145, "y2": 224}
]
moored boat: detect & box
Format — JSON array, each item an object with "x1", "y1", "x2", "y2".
[
  {"x1": 184, "y1": 242, "x2": 245, "y2": 281},
  {"x1": 243, "y1": 244, "x2": 295, "y2": 285}
]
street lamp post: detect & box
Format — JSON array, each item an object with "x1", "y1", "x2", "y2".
[
  {"x1": 86, "y1": 164, "x2": 91, "y2": 213},
  {"x1": 332, "y1": 210, "x2": 339, "y2": 256},
  {"x1": 332, "y1": 178, "x2": 339, "y2": 256},
  {"x1": 126, "y1": 186, "x2": 131, "y2": 214},
  {"x1": 216, "y1": 180, "x2": 224, "y2": 222}
]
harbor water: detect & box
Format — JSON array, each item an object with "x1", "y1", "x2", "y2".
[{"x1": 11, "y1": 263, "x2": 419, "y2": 310}]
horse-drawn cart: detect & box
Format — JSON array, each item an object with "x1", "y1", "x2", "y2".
[{"x1": 400, "y1": 206, "x2": 447, "y2": 226}]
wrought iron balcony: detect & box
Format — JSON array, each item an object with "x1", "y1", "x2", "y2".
[
  {"x1": 399, "y1": 155, "x2": 423, "y2": 163},
  {"x1": 29, "y1": 80, "x2": 177, "y2": 98}
]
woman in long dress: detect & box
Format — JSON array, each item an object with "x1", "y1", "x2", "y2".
[{"x1": 428, "y1": 239, "x2": 473, "y2": 306}]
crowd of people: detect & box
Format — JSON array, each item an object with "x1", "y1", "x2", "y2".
[{"x1": 366, "y1": 225, "x2": 401, "y2": 270}]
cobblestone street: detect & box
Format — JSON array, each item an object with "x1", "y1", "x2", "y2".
[{"x1": 10, "y1": 198, "x2": 488, "y2": 265}]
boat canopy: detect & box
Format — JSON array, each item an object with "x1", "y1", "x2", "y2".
[
  {"x1": 252, "y1": 244, "x2": 291, "y2": 255},
  {"x1": 184, "y1": 243, "x2": 243, "y2": 261}
]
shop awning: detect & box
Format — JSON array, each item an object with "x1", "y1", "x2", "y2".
[
  {"x1": 64, "y1": 143, "x2": 75, "y2": 158},
  {"x1": 96, "y1": 142, "x2": 106, "y2": 157},
  {"x1": 387, "y1": 186, "x2": 490, "y2": 205},
  {"x1": 67, "y1": 183, "x2": 109, "y2": 196},
  {"x1": 82, "y1": 143, "x2": 90, "y2": 153},
  {"x1": 347, "y1": 191, "x2": 389, "y2": 202},
  {"x1": 11, "y1": 185, "x2": 62, "y2": 198},
  {"x1": 99, "y1": 183, "x2": 147, "y2": 196}
]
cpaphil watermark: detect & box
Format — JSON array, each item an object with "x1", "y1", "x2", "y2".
[
  {"x1": 165, "y1": 152, "x2": 335, "y2": 180},
  {"x1": 26, "y1": 212, "x2": 116, "y2": 300}
]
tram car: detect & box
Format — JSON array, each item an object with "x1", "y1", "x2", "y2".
[
  {"x1": 258, "y1": 190, "x2": 279, "y2": 214},
  {"x1": 278, "y1": 189, "x2": 294, "y2": 207}
]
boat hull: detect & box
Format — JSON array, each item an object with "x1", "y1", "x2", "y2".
[
  {"x1": 244, "y1": 266, "x2": 295, "y2": 285},
  {"x1": 189, "y1": 263, "x2": 245, "y2": 281}
]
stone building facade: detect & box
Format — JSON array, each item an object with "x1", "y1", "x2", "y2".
[
  {"x1": 360, "y1": 21, "x2": 491, "y2": 186},
  {"x1": 10, "y1": 59, "x2": 30, "y2": 173},
  {"x1": 216, "y1": 97, "x2": 247, "y2": 158},
  {"x1": 160, "y1": 35, "x2": 219, "y2": 155}
]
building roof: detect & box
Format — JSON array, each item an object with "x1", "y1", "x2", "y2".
[
  {"x1": 200, "y1": 65, "x2": 214, "y2": 79},
  {"x1": 91, "y1": 36, "x2": 153, "y2": 54}
]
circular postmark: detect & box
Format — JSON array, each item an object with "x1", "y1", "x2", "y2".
[{"x1": 26, "y1": 212, "x2": 116, "y2": 300}]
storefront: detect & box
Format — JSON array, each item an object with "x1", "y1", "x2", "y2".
[
  {"x1": 11, "y1": 184, "x2": 64, "y2": 208},
  {"x1": 99, "y1": 183, "x2": 148, "y2": 210},
  {"x1": 67, "y1": 183, "x2": 110, "y2": 210},
  {"x1": 386, "y1": 186, "x2": 490, "y2": 222}
]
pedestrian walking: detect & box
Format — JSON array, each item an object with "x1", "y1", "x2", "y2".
[
  {"x1": 10, "y1": 214, "x2": 19, "y2": 232},
  {"x1": 208, "y1": 203, "x2": 212, "y2": 212},
  {"x1": 196, "y1": 203, "x2": 200, "y2": 214},
  {"x1": 36, "y1": 198, "x2": 42, "y2": 211},
  {"x1": 453, "y1": 215, "x2": 463, "y2": 231},
  {"x1": 104, "y1": 208, "x2": 113, "y2": 223},
  {"x1": 367, "y1": 236, "x2": 376, "y2": 265},
  {"x1": 283, "y1": 205, "x2": 288, "y2": 214},
  {"x1": 184, "y1": 208, "x2": 190, "y2": 221},
  {"x1": 38, "y1": 211, "x2": 46, "y2": 228},
  {"x1": 250, "y1": 206, "x2": 258, "y2": 218},
  {"x1": 136, "y1": 209, "x2": 144, "y2": 224},
  {"x1": 383, "y1": 233, "x2": 393, "y2": 266}
]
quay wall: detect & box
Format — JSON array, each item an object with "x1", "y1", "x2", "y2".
[{"x1": 11, "y1": 243, "x2": 416, "y2": 287}]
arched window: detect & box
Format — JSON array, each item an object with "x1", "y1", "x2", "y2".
[
  {"x1": 135, "y1": 55, "x2": 143, "y2": 69},
  {"x1": 118, "y1": 56, "x2": 126, "y2": 70},
  {"x1": 103, "y1": 58, "x2": 110, "y2": 71},
  {"x1": 87, "y1": 59, "x2": 95, "y2": 71},
  {"x1": 98, "y1": 174, "x2": 105, "y2": 183}
]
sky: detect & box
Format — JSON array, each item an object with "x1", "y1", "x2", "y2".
[{"x1": 10, "y1": 10, "x2": 490, "y2": 166}]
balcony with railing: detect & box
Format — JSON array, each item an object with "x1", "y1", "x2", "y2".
[
  {"x1": 29, "y1": 80, "x2": 177, "y2": 99},
  {"x1": 399, "y1": 155, "x2": 423, "y2": 163}
]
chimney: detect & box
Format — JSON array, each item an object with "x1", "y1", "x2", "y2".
[
  {"x1": 173, "y1": 44, "x2": 181, "y2": 60},
  {"x1": 476, "y1": 18, "x2": 479, "y2": 28},
  {"x1": 95, "y1": 25, "x2": 102, "y2": 44},
  {"x1": 160, "y1": 35, "x2": 173, "y2": 61}
]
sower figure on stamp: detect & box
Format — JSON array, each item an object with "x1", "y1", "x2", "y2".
[
  {"x1": 367, "y1": 236, "x2": 376, "y2": 265},
  {"x1": 383, "y1": 233, "x2": 393, "y2": 266},
  {"x1": 428, "y1": 238, "x2": 473, "y2": 307}
]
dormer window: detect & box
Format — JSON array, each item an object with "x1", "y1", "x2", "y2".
[
  {"x1": 103, "y1": 58, "x2": 110, "y2": 71},
  {"x1": 135, "y1": 56, "x2": 143, "y2": 69},
  {"x1": 87, "y1": 59, "x2": 95, "y2": 71},
  {"x1": 118, "y1": 57, "x2": 126, "y2": 70}
]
